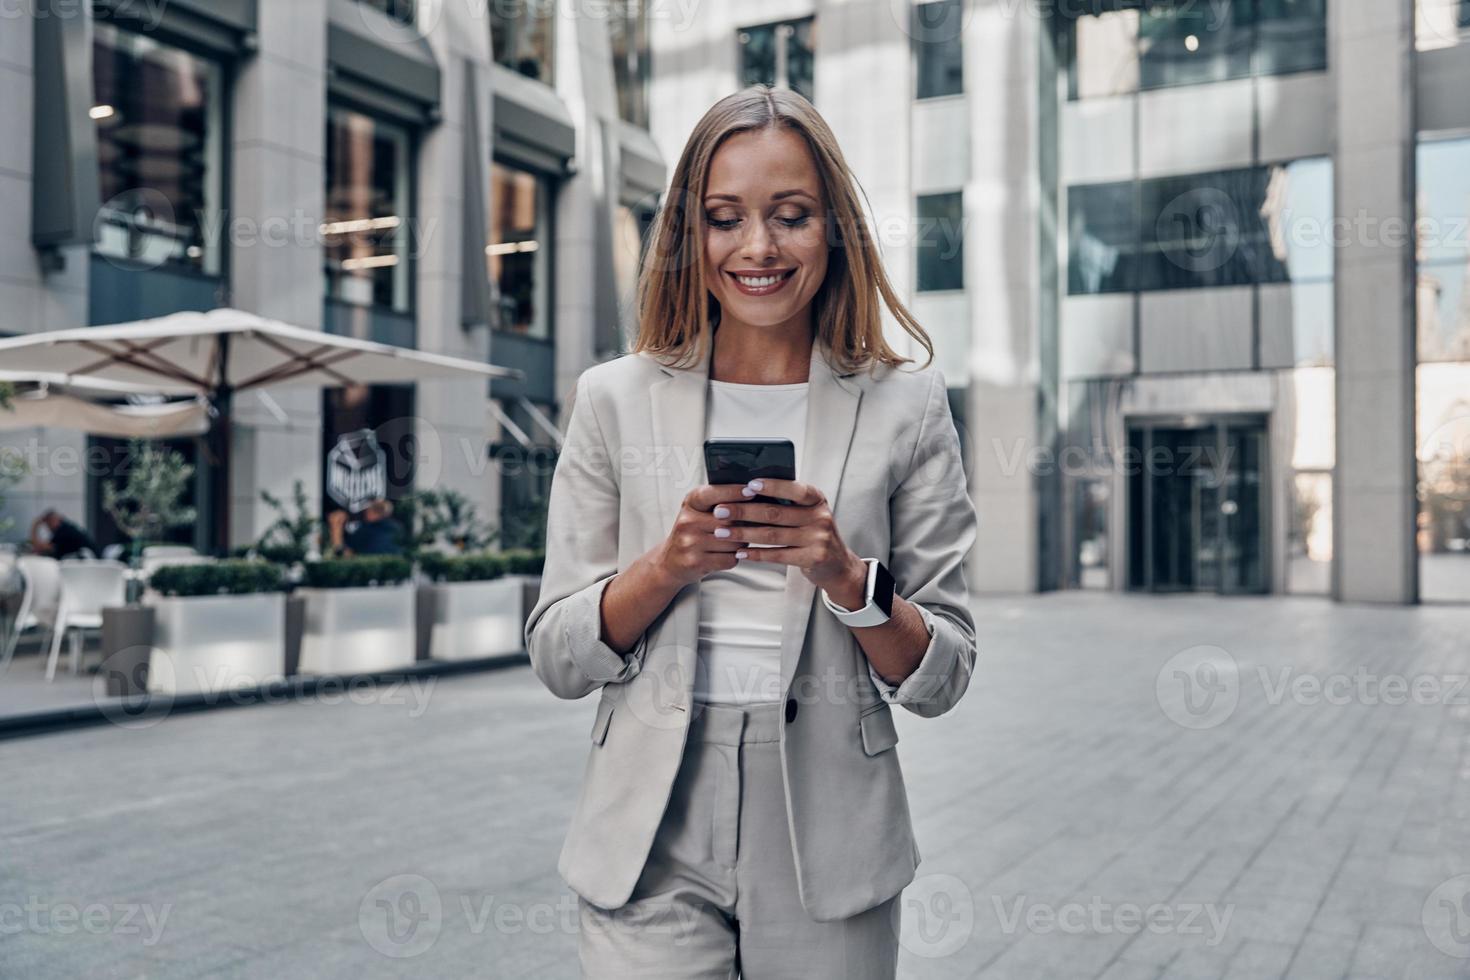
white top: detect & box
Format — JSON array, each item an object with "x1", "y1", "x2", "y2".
[{"x1": 694, "y1": 378, "x2": 809, "y2": 705}]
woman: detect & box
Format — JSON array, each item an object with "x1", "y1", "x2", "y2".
[{"x1": 525, "y1": 85, "x2": 978, "y2": 979}]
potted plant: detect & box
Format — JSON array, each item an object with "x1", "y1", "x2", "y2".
[
  {"x1": 144, "y1": 561, "x2": 286, "y2": 696},
  {"x1": 295, "y1": 555, "x2": 415, "y2": 675},
  {"x1": 417, "y1": 551, "x2": 537, "y2": 662},
  {"x1": 103, "y1": 438, "x2": 198, "y2": 600}
]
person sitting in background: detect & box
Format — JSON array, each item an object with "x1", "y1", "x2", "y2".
[
  {"x1": 28, "y1": 510, "x2": 99, "y2": 560},
  {"x1": 326, "y1": 498, "x2": 404, "y2": 557}
]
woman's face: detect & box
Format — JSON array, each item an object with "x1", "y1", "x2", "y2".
[{"x1": 702, "y1": 127, "x2": 829, "y2": 334}]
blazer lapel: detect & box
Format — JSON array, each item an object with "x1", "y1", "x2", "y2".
[{"x1": 646, "y1": 333, "x2": 862, "y2": 701}]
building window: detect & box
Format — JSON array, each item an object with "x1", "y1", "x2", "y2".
[
  {"x1": 914, "y1": 0, "x2": 964, "y2": 99},
  {"x1": 1417, "y1": 0, "x2": 1470, "y2": 50},
  {"x1": 1066, "y1": 0, "x2": 1327, "y2": 100},
  {"x1": 323, "y1": 105, "x2": 412, "y2": 312},
  {"x1": 92, "y1": 22, "x2": 224, "y2": 275},
  {"x1": 916, "y1": 191, "x2": 964, "y2": 292},
  {"x1": 1417, "y1": 138, "x2": 1470, "y2": 363},
  {"x1": 492, "y1": 0, "x2": 556, "y2": 84},
  {"x1": 738, "y1": 17, "x2": 815, "y2": 104},
  {"x1": 489, "y1": 161, "x2": 551, "y2": 340},
  {"x1": 1068, "y1": 159, "x2": 1332, "y2": 294},
  {"x1": 610, "y1": 0, "x2": 651, "y2": 128},
  {"x1": 355, "y1": 0, "x2": 416, "y2": 25}
]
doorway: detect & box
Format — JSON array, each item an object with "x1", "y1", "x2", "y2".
[{"x1": 1127, "y1": 416, "x2": 1269, "y2": 594}]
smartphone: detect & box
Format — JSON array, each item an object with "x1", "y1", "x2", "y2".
[{"x1": 703, "y1": 438, "x2": 797, "y2": 517}]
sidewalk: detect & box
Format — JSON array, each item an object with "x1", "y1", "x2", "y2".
[{"x1": 0, "y1": 592, "x2": 1467, "y2": 979}]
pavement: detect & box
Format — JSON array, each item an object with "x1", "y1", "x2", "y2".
[{"x1": 1, "y1": 592, "x2": 1469, "y2": 979}]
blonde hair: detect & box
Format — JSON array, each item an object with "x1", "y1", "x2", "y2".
[{"x1": 631, "y1": 85, "x2": 934, "y2": 376}]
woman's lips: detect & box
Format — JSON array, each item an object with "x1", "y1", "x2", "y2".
[{"x1": 726, "y1": 269, "x2": 796, "y2": 297}]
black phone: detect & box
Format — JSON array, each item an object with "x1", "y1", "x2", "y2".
[{"x1": 703, "y1": 438, "x2": 797, "y2": 515}]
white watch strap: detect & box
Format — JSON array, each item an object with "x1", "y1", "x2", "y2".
[{"x1": 821, "y1": 558, "x2": 889, "y2": 627}]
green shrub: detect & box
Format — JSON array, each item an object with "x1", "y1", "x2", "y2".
[
  {"x1": 149, "y1": 561, "x2": 285, "y2": 597},
  {"x1": 301, "y1": 555, "x2": 413, "y2": 589},
  {"x1": 501, "y1": 548, "x2": 545, "y2": 575},
  {"x1": 419, "y1": 552, "x2": 505, "y2": 583}
]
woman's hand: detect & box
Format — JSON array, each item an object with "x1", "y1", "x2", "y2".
[
  {"x1": 714, "y1": 478, "x2": 868, "y2": 601},
  {"x1": 647, "y1": 483, "x2": 758, "y2": 590}
]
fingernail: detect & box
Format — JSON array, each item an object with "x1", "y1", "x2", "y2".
[
  {"x1": 714, "y1": 506, "x2": 730, "y2": 518},
  {"x1": 746, "y1": 479, "x2": 763, "y2": 491},
  {"x1": 741, "y1": 487, "x2": 757, "y2": 497},
  {"x1": 735, "y1": 551, "x2": 748, "y2": 559},
  {"x1": 714, "y1": 527, "x2": 730, "y2": 538}
]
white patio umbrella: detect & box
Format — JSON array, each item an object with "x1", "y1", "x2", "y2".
[
  {"x1": 0, "y1": 388, "x2": 209, "y2": 438},
  {"x1": 0, "y1": 308, "x2": 523, "y2": 548}
]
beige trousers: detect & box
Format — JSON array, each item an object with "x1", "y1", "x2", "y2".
[{"x1": 576, "y1": 699, "x2": 901, "y2": 979}]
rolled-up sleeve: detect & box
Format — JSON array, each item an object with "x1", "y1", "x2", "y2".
[
  {"x1": 872, "y1": 370, "x2": 978, "y2": 718},
  {"x1": 523, "y1": 372, "x2": 648, "y2": 700}
]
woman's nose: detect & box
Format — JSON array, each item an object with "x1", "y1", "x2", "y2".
[{"x1": 740, "y1": 218, "x2": 778, "y2": 262}]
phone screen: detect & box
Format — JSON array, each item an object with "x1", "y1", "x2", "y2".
[{"x1": 704, "y1": 438, "x2": 797, "y2": 508}]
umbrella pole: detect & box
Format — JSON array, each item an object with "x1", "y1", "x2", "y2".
[{"x1": 212, "y1": 387, "x2": 232, "y2": 555}]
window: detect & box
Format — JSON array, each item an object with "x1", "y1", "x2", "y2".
[
  {"x1": 1066, "y1": 0, "x2": 1327, "y2": 100},
  {"x1": 491, "y1": 0, "x2": 556, "y2": 84},
  {"x1": 738, "y1": 17, "x2": 815, "y2": 103},
  {"x1": 916, "y1": 191, "x2": 964, "y2": 292},
  {"x1": 489, "y1": 162, "x2": 551, "y2": 339},
  {"x1": 355, "y1": 0, "x2": 416, "y2": 25},
  {"x1": 1068, "y1": 159, "x2": 1332, "y2": 294},
  {"x1": 610, "y1": 0, "x2": 651, "y2": 128},
  {"x1": 92, "y1": 22, "x2": 224, "y2": 274},
  {"x1": 914, "y1": 0, "x2": 964, "y2": 99},
  {"x1": 323, "y1": 106, "x2": 412, "y2": 312},
  {"x1": 1417, "y1": 0, "x2": 1470, "y2": 50},
  {"x1": 1418, "y1": 138, "x2": 1470, "y2": 362}
]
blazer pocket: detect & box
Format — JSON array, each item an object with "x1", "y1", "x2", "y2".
[
  {"x1": 591, "y1": 696, "x2": 616, "y2": 746},
  {"x1": 859, "y1": 703, "x2": 899, "y2": 756}
]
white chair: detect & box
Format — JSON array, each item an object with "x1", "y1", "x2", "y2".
[
  {"x1": 48, "y1": 559, "x2": 128, "y2": 680},
  {"x1": 5, "y1": 555, "x2": 63, "y2": 667}
]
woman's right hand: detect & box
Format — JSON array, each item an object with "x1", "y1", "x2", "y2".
[{"x1": 647, "y1": 483, "x2": 757, "y2": 589}]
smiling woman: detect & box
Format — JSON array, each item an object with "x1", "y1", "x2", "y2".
[{"x1": 526, "y1": 84, "x2": 979, "y2": 980}]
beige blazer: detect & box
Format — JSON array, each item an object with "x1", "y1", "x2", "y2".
[{"x1": 524, "y1": 333, "x2": 979, "y2": 922}]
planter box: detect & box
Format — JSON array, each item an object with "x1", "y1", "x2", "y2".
[
  {"x1": 296, "y1": 583, "x2": 416, "y2": 675},
  {"x1": 422, "y1": 576, "x2": 527, "y2": 662},
  {"x1": 147, "y1": 593, "x2": 286, "y2": 696},
  {"x1": 102, "y1": 605, "x2": 156, "y2": 697}
]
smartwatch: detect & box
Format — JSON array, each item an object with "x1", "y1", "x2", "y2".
[{"x1": 820, "y1": 558, "x2": 895, "y2": 627}]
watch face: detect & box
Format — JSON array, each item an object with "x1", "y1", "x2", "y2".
[{"x1": 873, "y1": 561, "x2": 895, "y2": 616}]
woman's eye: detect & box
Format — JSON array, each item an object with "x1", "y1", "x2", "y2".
[
  {"x1": 778, "y1": 214, "x2": 811, "y2": 228},
  {"x1": 707, "y1": 215, "x2": 740, "y2": 230}
]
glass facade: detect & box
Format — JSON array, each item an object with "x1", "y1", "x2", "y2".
[
  {"x1": 489, "y1": 162, "x2": 551, "y2": 340},
  {"x1": 916, "y1": 191, "x2": 964, "y2": 292},
  {"x1": 1068, "y1": 159, "x2": 1332, "y2": 295},
  {"x1": 356, "y1": 0, "x2": 416, "y2": 25},
  {"x1": 914, "y1": 0, "x2": 964, "y2": 99},
  {"x1": 1416, "y1": 137, "x2": 1470, "y2": 602},
  {"x1": 1067, "y1": 0, "x2": 1327, "y2": 100},
  {"x1": 610, "y1": 0, "x2": 651, "y2": 128},
  {"x1": 1417, "y1": 0, "x2": 1470, "y2": 50},
  {"x1": 92, "y1": 22, "x2": 224, "y2": 274},
  {"x1": 323, "y1": 105, "x2": 413, "y2": 312},
  {"x1": 491, "y1": 0, "x2": 556, "y2": 84},
  {"x1": 738, "y1": 17, "x2": 815, "y2": 104}
]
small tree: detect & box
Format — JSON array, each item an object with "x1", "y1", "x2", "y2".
[
  {"x1": 497, "y1": 491, "x2": 549, "y2": 552},
  {"x1": 103, "y1": 438, "x2": 197, "y2": 564},
  {"x1": 256, "y1": 479, "x2": 321, "y2": 564},
  {"x1": 395, "y1": 487, "x2": 497, "y2": 558}
]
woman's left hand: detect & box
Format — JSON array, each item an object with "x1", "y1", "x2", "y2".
[{"x1": 713, "y1": 478, "x2": 867, "y2": 599}]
